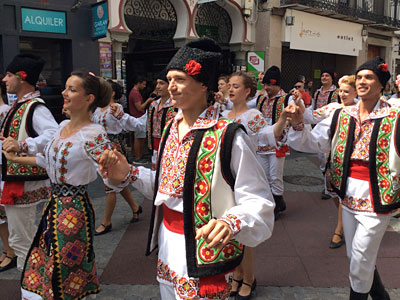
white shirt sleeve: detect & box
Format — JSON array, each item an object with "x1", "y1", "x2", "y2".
[
  {"x1": 131, "y1": 166, "x2": 156, "y2": 200},
  {"x1": 118, "y1": 113, "x2": 147, "y2": 132},
  {"x1": 221, "y1": 130, "x2": 275, "y2": 247},
  {"x1": 287, "y1": 113, "x2": 333, "y2": 154},
  {"x1": 257, "y1": 125, "x2": 276, "y2": 147},
  {"x1": 25, "y1": 105, "x2": 58, "y2": 155}
]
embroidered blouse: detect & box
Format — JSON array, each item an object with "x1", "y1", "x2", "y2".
[
  {"x1": 36, "y1": 121, "x2": 113, "y2": 186},
  {"x1": 304, "y1": 102, "x2": 343, "y2": 125},
  {"x1": 128, "y1": 105, "x2": 274, "y2": 247},
  {"x1": 287, "y1": 99, "x2": 397, "y2": 214},
  {"x1": 221, "y1": 109, "x2": 275, "y2": 152},
  {"x1": 0, "y1": 104, "x2": 10, "y2": 125},
  {"x1": 92, "y1": 104, "x2": 131, "y2": 135},
  {"x1": 259, "y1": 89, "x2": 286, "y2": 123}
]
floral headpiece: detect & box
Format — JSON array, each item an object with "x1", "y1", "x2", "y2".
[
  {"x1": 15, "y1": 71, "x2": 27, "y2": 80},
  {"x1": 184, "y1": 60, "x2": 202, "y2": 76}
]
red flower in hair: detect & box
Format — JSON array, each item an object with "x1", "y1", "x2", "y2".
[
  {"x1": 270, "y1": 79, "x2": 277, "y2": 85},
  {"x1": 185, "y1": 60, "x2": 202, "y2": 76},
  {"x1": 379, "y1": 63, "x2": 388, "y2": 72},
  {"x1": 16, "y1": 71, "x2": 27, "y2": 80}
]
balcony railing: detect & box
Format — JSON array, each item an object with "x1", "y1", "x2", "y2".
[{"x1": 280, "y1": 0, "x2": 400, "y2": 29}]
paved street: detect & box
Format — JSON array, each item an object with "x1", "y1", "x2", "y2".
[{"x1": 1, "y1": 150, "x2": 400, "y2": 299}]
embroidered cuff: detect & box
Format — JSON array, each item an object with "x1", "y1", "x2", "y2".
[
  {"x1": 115, "y1": 109, "x2": 124, "y2": 120},
  {"x1": 292, "y1": 122, "x2": 305, "y2": 131},
  {"x1": 121, "y1": 164, "x2": 139, "y2": 185},
  {"x1": 219, "y1": 214, "x2": 241, "y2": 237},
  {"x1": 18, "y1": 140, "x2": 29, "y2": 153}
]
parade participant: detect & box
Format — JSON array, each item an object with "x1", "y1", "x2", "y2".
[
  {"x1": 389, "y1": 75, "x2": 400, "y2": 106},
  {"x1": 100, "y1": 38, "x2": 275, "y2": 300},
  {"x1": 293, "y1": 80, "x2": 311, "y2": 107},
  {"x1": 93, "y1": 80, "x2": 144, "y2": 235},
  {"x1": 3, "y1": 70, "x2": 116, "y2": 300},
  {"x1": 256, "y1": 65, "x2": 290, "y2": 219},
  {"x1": 0, "y1": 95, "x2": 16, "y2": 272},
  {"x1": 222, "y1": 71, "x2": 287, "y2": 300},
  {"x1": 128, "y1": 76, "x2": 153, "y2": 164},
  {"x1": 312, "y1": 68, "x2": 341, "y2": 199},
  {"x1": 146, "y1": 70, "x2": 177, "y2": 170},
  {"x1": 287, "y1": 56, "x2": 397, "y2": 300},
  {"x1": 0, "y1": 54, "x2": 58, "y2": 271}
]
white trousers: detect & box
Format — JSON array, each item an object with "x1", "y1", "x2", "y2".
[
  {"x1": 257, "y1": 154, "x2": 285, "y2": 196},
  {"x1": 342, "y1": 207, "x2": 391, "y2": 293},
  {"x1": 5, "y1": 204, "x2": 38, "y2": 270}
]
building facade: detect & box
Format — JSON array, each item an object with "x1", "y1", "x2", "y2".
[{"x1": 256, "y1": 0, "x2": 400, "y2": 91}]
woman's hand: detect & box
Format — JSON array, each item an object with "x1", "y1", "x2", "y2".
[
  {"x1": 285, "y1": 103, "x2": 304, "y2": 126},
  {"x1": 110, "y1": 103, "x2": 121, "y2": 117},
  {"x1": 98, "y1": 150, "x2": 131, "y2": 184},
  {"x1": 214, "y1": 91, "x2": 226, "y2": 105},
  {"x1": 195, "y1": 219, "x2": 233, "y2": 249}
]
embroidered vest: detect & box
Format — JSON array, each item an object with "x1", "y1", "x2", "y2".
[
  {"x1": 329, "y1": 108, "x2": 400, "y2": 213},
  {"x1": 146, "y1": 102, "x2": 177, "y2": 151},
  {"x1": 146, "y1": 119, "x2": 245, "y2": 277},
  {"x1": 256, "y1": 94, "x2": 289, "y2": 124},
  {"x1": 313, "y1": 89, "x2": 341, "y2": 110},
  {"x1": 1, "y1": 99, "x2": 48, "y2": 181}
]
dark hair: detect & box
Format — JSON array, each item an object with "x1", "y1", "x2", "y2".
[
  {"x1": 230, "y1": 71, "x2": 257, "y2": 100},
  {"x1": 133, "y1": 75, "x2": 146, "y2": 85},
  {"x1": 107, "y1": 79, "x2": 123, "y2": 101},
  {"x1": 296, "y1": 74, "x2": 306, "y2": 82},
  {"x1": 70, "y1": 69, "x2": 111, "y2": 112}
]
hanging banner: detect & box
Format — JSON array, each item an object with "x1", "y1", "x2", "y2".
[{"x1": 92, "y1": 0, "x2": 108, "y2": 39}]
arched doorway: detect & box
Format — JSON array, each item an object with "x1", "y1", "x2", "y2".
[
  {"x1": 194, "y1": 3, "x2": 234, "y2": 74},
  {"x1": 123, "y1": 0, "x2": 178, "y2": 94}
]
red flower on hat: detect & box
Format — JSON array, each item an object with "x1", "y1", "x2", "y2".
[
  {"x1": 379, "y1": 63, "x2": 388, "y2": 72},
  {"x1": 333, "y1": 72, "x2": 337, "y2": 78},
  {"x1": 185, "y1": 60, "x2": 202, "y2": 76},
  {"x1": 270, "y1": 79, "x2": 277, "y2": 85},
  {"x1": 15, "y1": 71, "x2": 27, "y2": 80}
]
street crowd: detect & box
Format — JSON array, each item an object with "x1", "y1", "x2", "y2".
[{"x1": 0, "y1": 37, "x2": 399, "y2": 300}]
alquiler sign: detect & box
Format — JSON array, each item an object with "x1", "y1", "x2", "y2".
[{"x1": 21, "y1": 8, "x2": 66, "y2": 34}]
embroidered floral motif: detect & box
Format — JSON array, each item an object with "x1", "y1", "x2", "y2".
[
  {"x1": 157, "y1": 259, "x2": 232, "y2": 300},
  {"x1": 219, "y1": 214, "x2": 241, "y2": 236},
  {"x1": 57, "y1": 142, "x2": 73, "y2": 183},
  {"x1": 314, "y1": 87, "x2": 339, "y2": 109},
  {"x1": 60, "y1": 240, "x2": 86, "y2": 267},
  {"x1": 84, "y1": 133, "x2": 112, "y2": 162},
  {"x1": 13, "y1": 186, "x2": 50, "y2": 205},
  {"x1": 57, "y1": 207, "x2": 84, "y2": 235},
  {"x1": 342, "y1": 195, "x2": 373, "y2": 212},
  {"x1": 18, "y1": 140, "x2": 29, "y2": 153},
  {"x1": 247, "y1": 113, "x2": 266, "y2": 133},
  {"x1": 64, "y1": 269, "x2": 89, "y2": 297}
]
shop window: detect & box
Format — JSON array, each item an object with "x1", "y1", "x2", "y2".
[
  {"x1": 124, "y1": 0, "x2": 177, "y2": 41},
  {"x1": 195, "y1": 3, "x2": 232, "y2": 45}
]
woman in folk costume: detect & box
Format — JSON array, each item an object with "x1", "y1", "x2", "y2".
[
  {"x1": 287, "y1": 57, "x2": 398, "y2": 300},
  {"x1": 221, "y1": 71, "x2": 287, "y2": 299},
  {"x1": 100, "y1": 38, "x2": 275, "y2": 300},
  {"x1": 93, "y1": 80, "x2": 145, "y2": 236},
  {"x1": 4, "y1": 70, "x2": 117, "y2": 300},
  {"x1": 0, "y1": 95, "x2": 16, "y2": 272},
  {"x1": 300, "y1": 75, "x2": 358, "y2": 249}
]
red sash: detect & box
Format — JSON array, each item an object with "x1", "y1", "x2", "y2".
[
  {"x1": 1, "y1": 181, "x2": 24, "y2": 205},
  {"x1": 348, "y1": 160, "x2": 369, "y2": 181},
  {"x1": 153, "y1": 137, "x2": 161, "y2": 153},
  {"x1": 162, "y1": 204, "x2": 184, "y2": 234}
]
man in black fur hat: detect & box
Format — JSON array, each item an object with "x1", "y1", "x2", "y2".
[
  {"x1": 0, "y1": 54, "x2": 58, "y2": 271},
  {"x1": 100, "y1": 37, "x2": 275, "y2": 299},
  {"x1": 287, "y1": 57, "x2": 398, "y2": 299}
]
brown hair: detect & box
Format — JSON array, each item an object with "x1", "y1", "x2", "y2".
[
  {"x1": 71, "y1": 69, "x2": 111, "y2": 112},
  {"x1": 218, "y1": 74, "x2": 229, "y2": 83},
  {"x1": 230, "y1": 71, "x2": 257, "y2": 100}
]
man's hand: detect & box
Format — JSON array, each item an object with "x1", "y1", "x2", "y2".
[
  {"x1": 195, "y1": 219, "x2": 233, "y2": 249},
  {"x1": 214, "y1": 91, "x2": 226, "y2": 105},
  {"x1": 0, "y1": 136, "x2": 21, "y2": 153},
  {"x1": 285, "y1": 103, "x2": 304, "y2": 126},
  {"x1": 98, "y1": 150, "x2": 131, "y2": 184}
]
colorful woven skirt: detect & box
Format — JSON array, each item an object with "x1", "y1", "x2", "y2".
[{"x1": 21, "y1": 183, "x2": 100, "y2": 300}]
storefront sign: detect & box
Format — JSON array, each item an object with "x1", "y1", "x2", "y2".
[
  {"x1": 21, "y1": 8, "x2": 66, "y2": 34},
  {"x1": 284, "y1": 10, "x2": 362, "y2": 56},
  {"x1": 92, "y1": 1, "x2": 108, "y2": 39},
  {"x1": 247, "y1": 51, "x2": 264, "y2": 90},
  {"x1": 99, "y1": 42, "x2": 112, "y2": 79}
]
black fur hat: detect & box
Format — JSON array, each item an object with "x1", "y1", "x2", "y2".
[
  {"x1": 6, "y1": 54, "x2": 45, "y2": 86},
  {"x1": 356, "y1": 56, "x2": 390, "y2": 88},
  {"x1": 166, "y1": 37, "x2": 222, "y2": 90},
  {"x1": 156, "y1": 68, "x2": 168, "y2": 83},
  {"x1": 321, "y1": 68, "x2": 337, "y2": 80},
  {"x1": 262, "y1": 66, "x2": 281, "y2": 86}
]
